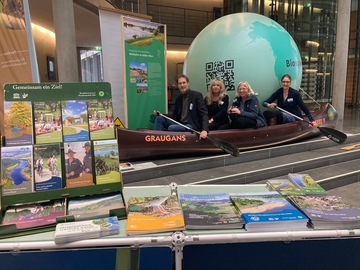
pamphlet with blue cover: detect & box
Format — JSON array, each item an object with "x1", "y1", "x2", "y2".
[
  {"x1": 1, "y1": 145, "x2": 33, "y2": 196},
  {"x1": 230, "y1": 191, "x2": 308, "y2": 231}
]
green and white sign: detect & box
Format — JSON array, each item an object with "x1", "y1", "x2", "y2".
[{"x1": 123, "y1": 17, "x2": 166, "y2": 129}]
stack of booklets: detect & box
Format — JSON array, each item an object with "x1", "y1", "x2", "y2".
[
  {"x1": 288, "y1": 173, "x2": 327, "y2": 195},
  {"x1": 126, "y1": 195, "x2": 185, "y2": 235},
  {"x1": 54, "y1": 216, "x2": 120, "y2": 244},
  {"x1": 266, "y1": 179, "x2": 306, "y2": 196},
  {"x1": 179, "y1": 193, "x2": 243, "y2": 229},
  {"x1": 229, "y1": 191, "x2": 309, "y2": 231},
  {"x1": 287, "y1": 195, "x2": 360, "y2": 230}
]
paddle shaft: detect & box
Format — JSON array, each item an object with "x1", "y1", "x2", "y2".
[
  {"x1": 276, "y1": 106, "x2": 314, "y2": 124},
  {"x1": 155, "y1": 112, "x2": 239, "y2": 157},
  {"x1": 299, "y1": 88, "x2": 321, "y2": 107}
]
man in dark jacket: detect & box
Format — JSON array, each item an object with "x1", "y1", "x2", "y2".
[
  {"x1": 153, "y1": 74, "x2": 209, "y2": 139},
  {"x1": 82, "y1": 141, "x2": 92, "y2": 174}
]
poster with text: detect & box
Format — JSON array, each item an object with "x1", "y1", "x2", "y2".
[
  {"x1": 123, "y1": 17, "x2": 166, "y2": 129},
  {"x1": 0, "y1": 0, "x2": 32, "y2": 135}
]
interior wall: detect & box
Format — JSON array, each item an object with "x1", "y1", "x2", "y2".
[
  {"x1": 32, "y1": 26, "x2": 57, "y2": 82},
  {"x1": 166, "y1": 51, "x2": 187, "y2": 86}
]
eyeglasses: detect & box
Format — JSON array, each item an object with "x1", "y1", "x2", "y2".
[{"x1": 281, "y1": 81, "x2": 291, "y2": 84}]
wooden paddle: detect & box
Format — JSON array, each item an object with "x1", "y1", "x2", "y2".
[
  {"x1": 341, "y1": 143, "x2": 360, "y2": 151},
  {"x1": 155, "y1": 112, "x2": 240, "y2": 157},
  {"x1": 276, "y1": 106, "x2": 347, "y2": 144}
]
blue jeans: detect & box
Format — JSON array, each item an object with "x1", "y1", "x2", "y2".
[{"x1": 153, "y1": 116, "x2": 193, "y2": 131}]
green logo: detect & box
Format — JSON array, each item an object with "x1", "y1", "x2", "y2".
[
  {"x1": 327, "y1": 107, "x2": 335, "y2": 121},
  {"x1": 99, "y1": 91, "x2": 104, "y2": 97}
]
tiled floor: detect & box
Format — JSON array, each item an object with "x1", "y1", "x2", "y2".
[{"x1": 319, "y1": 106, "x2": 360, "y2": 208}]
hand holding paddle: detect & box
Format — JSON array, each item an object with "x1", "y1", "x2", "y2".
[{"x1": 276, "y1": 106, "x2": 347, "y2": 144}]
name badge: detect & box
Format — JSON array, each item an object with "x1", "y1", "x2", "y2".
[
  {"x1": 189, "y1": 103, "x2": 193, "y2": 110},
  {"x1": 287, "y1": 98, "x2": 293, "y2": 102}
]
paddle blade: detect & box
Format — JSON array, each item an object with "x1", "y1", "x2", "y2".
[
  {"x1": 206, "y1": 136, "x2": 240, "y2": 157},
  {"x1": 318, "y1": 126, "x2": 347, "y2": 144}
]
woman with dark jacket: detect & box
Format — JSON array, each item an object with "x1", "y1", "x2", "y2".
[
  {"x1": 229, "y1": 81, "x2": 266, "y2": 129},
  {"x1": 262, "y1": 74, "x2": 318, "y2": 127},
  {"x1": 204, "y1": 78, "x2": 230, "y2": 130}
]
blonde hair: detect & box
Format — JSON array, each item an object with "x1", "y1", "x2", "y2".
[
  {"x1": 236, "y1": 81, "x2": 255, "y2": 96},
  {"x1": 205, "y1": 78, "x2": 226, "y2": 106}
]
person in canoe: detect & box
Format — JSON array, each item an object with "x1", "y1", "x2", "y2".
[
  {"x1": 262, "y1": 74, "x2": 318, "y2": 127},
  {"x1": 204, "y1": 78, "x2": 230, "y2": 130},
  {"x1": 227, "y1": 81, "x2": 266, "y2": 129},
  {"x1": 153, "y1": 74, "x2": 209, "y2": 139}
]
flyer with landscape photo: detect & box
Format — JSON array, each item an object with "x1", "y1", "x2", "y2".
[
  {"x1": 33, "y1": 101, "x2": 63, "y2": 144},
  {"x1": 61, "y1": 100, "x2": 89, "y2": 142}
]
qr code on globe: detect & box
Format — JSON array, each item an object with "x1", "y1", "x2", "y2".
[{"x1": 205, "y1": 60, "x2": 235, "y2": 91}]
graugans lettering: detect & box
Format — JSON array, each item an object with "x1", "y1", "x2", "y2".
[{"x1": 145, "y1": 135, "x2": 186, "y2": 142}]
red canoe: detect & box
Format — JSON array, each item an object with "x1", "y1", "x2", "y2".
[{"x1": 117, "y1": 103, "x2": 338, "y2": 161}]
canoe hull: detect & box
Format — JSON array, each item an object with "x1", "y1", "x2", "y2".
[{"x1": 117, "y1": 104, "x2": 338, "y2": 161}]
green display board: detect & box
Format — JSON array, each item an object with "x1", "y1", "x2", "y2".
[{"x1": 123, "y1": 17, "x2": 166, "y2": 129}]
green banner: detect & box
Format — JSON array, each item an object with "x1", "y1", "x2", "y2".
[
  {"x1": 4, "y1": 82, "x2": 112, "y2": 102},
  {"x1": 123, "y1": 17, "x2": 166, "y2": 129}
]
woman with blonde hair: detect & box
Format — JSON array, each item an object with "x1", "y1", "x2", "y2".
[
  {"x1": 228, "y1": 81, "x2": 266, "y2": 129},
  {"x1": 204, "y1": 78, "x2": 230, "y2": 130}
]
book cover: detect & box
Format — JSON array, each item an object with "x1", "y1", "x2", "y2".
[
  {"x1": 179, "y1": 193, "x2": 243, "y2": 229},
  {"x1": 67, "y1": 193, "x2": 125, "y2": 221},
  {"x1": 266, "y1": 179, "x2": 305, "y2": 196},
  {"x1": 126, "y1": 195, "x2": 185, "y2": 235},
  {"x1": 93, "y1": 139, "x2": 121, "y2": 185},
  {"x1": 61, "y1": 100, "x2": 89, "y2": 142},
  {"x1": 229, "y1": 191, "x2": 308, "y2": 231},
  {"x1": 33, "y1": 101, "x2": 63, "y2": 144},
  {"x1": 287, "y1": 195, "x2": 360, "y2": 229},
  {"x1": 1, "y1": 145, "x2": 33, "y2": 196},
  {"x1": 288, "y1": 173, "x2": 327, "y2": 195},
  {"x1": 54, "y1": 216, "x2": 119, "y2": 244},
  {"x1": 1, "y1": 200, "x2": 65, "y2": 230},
  {"x1": 87, "y1": 99, "x2": 115, "y2": 140},
  {"x1": 64, "y1": 141, "x2": 93, "y2": 188},
  {"x1": 4, "y1": 101, "x2": 33, "y2": 146},
  {"x1": 33, "y1": 144, "x2": 62, "y2": 191}
]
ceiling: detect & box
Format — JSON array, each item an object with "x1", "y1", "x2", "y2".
[
  {"x1": 28, "y1": 0, "x2": 223, "y2": 50},
  {"x1": 29, "y1": 0, "x2": 102, "y2": 48}
]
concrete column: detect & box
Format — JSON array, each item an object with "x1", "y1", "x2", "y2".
[
  {"x1": 332, "y1": 0, "x2": 351, "y2": 130},
  {"x1": 138, "y1": 0, "x2": 147, "y2": 15},
  {"x1": 52, "y1": 0, "x2": 79, "y2": 82}
]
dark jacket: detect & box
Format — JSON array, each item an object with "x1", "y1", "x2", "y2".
[
  {"x1": 262, "y1": 87, "x2": 314, "y2": 122},
  {"x1": 204, "y1": 95, "x2": 230, "y2": 127},
  {"x1": 231, "y1": 94, "x2": 266, "y2": 128},
  {"x1": 172, "y1": 89, "x2": 209, "y2": 132}
]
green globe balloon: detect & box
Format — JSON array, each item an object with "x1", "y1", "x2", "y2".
[{"x1": 183, "y1": 13, "x2": 302, "y2": 107}]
